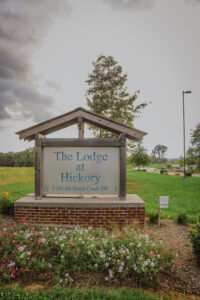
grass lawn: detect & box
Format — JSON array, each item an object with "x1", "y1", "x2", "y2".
[
  {"x1": 0, "y1": 167, "x2": 34, "y2": 201},
  {"x1": 0, "y1": 286, "x2": 172, "y2": 300},
  {"x1": 0, "y1": 166, "x2": 200, "y2": 222},
  {"x1": 127, "y1": 166, "x2": 200, "y2": 223}
]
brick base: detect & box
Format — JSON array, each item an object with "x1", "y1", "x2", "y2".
[
  {"x1": 14, "y1": 206, "x2": 145, "y2": 227},
  {"x1": 14, "y1": 194, "x2": 145, "y2": 227}
]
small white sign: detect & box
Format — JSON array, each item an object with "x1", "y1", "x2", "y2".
[{"x1": 159, "y1": 196, "x2": 169, "y2": 208}]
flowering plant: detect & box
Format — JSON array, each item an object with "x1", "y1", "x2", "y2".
[
  {"x1": 189, "y1": 215, "x2": 200, "y2": 265},
  {"x1": 0, "y1": 222, "x2": 175, "y2": 285}
]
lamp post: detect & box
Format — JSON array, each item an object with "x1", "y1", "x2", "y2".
[{"x1": 182, "y1": 90, "x2": 192, "y2": 178}]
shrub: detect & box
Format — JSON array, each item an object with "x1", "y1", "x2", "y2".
[
  {"x1": 148, "y1": 212, "x2": 159, "y2": 224},
  {"x1": 0, "y1": 192, "x2": 14, "y2": 215},
  {"x1": 176, "y1": 213, "x2": 187, "y2": 225},
  {"x1": 189, "y1": 215, "x2": 200, "y2": 265},
  {"x1": 160, "y1": 170, "x2": 168, "y2": 175},
  {"x1": 185, "y1": 172, "x2": 192, "y2": 177}
]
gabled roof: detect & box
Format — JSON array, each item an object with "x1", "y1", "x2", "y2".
[{"x1": 16, "y1": 107, "x2": 147, "y2": 141}]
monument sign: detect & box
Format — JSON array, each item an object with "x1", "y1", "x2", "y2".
[{"x1": 16, "y1": 107, "x2": 146, "y2": 200}]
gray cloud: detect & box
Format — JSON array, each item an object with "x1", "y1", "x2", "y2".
[
  {"x1": 103, "y1": 0, "x2": 157, "y2": 11},
  {"x1": 46, "y1": 80, "x2": 61, "y2": 91},
  {"x1": 183, "y1": 0, "x2": 200, "y2": 5},
  {"x1": 0, "y1": 0, "x2": 71, "y2": 124}
]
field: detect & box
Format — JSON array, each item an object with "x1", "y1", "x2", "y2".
[
  {"x1": 127, "y1": 166, "x2": 200, "y2": 223},
  {"x1": 0, "y1": 167, "x2": 200, "y2": 222}
]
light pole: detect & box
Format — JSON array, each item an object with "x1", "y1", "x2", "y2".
[{"x1": 182, "y1": 90, "x2": 192, "y2": 178}]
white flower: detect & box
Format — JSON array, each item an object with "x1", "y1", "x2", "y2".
[
  {"x1": 95, "y1": 263, "x2": 98, "y2": 267},
  {"x1": 20, "y1": 253, "x2": 25, "y2": 258},
  {"x1": 108, "y1": 269, "x2": 113, "y2": 278},
  {"x1": 27, "y1": 251, "x2": 31, "y2": 256},
  {"x1": 88, "y1": 251, "x2": 91, "y2": 255},
  {"x1": 18, "y1": 246, "x2": 25, "y2": 252},
  {"x1": 61, "y1": 243, "x2": 64, "y2": 247},
  {"x1": 60, "y1": 279, "x2": 63, "y2": 283},
  {"x1": 126, "y1": 256, "x2": 130, "y2": 260},
  {"x1": 105, "y1": 277, "x2": 108, "y2": 281},
  {"x1": 105, "y1": 263, "x2": 109, "y2": 267},
  {"x1": 65, "y1": 273, "x2": 69, "y2": 277},
  {"x1": 144, "y1": 261, "x2": 148, "y2": 265},
  {"x1": 61, "y1": 255, "x2": 64, "y2": 259},
  {"x1": 133, "y1": 264, "x2": 137, "y2": 270},
  {"x1": 121, "y1": 261, "x2": 124, "y2": 266},
  {"x1": 151, "y1": 262, "x2": 155, "y2": 267},
  {"x1": 138, "y1": 242, "x2": 141, "y2": 248}
]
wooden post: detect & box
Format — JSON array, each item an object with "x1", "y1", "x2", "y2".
[
  {"x1": 35, "y1": 134, "x2": 45, "y2": 200},
  {"x1": 119, "y1": 133, "x2": 126, "y2": 200},
  {"x1": 78, "y1": 116, "x2": 84, "y2": 138}
]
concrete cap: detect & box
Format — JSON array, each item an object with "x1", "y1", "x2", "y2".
[{"x1": 14, "y1": 194, "x2": 145, "y2": 208}]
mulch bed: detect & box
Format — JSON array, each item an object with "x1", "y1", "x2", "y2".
[
  {"x1": 0, "y1": 216, "x2": 199, "y2": 299},
  {"x1": 146, "y1": 219, "x2": 200, "y2": 297}
]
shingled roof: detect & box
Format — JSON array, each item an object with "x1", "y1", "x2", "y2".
[{"x1": 16, "y1": 107, "x2": 147, "y2": 141}]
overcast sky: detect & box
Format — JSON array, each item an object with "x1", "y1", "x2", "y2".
[{"x1": 0, "y1": 0, "x2": 200, "y2": 158}]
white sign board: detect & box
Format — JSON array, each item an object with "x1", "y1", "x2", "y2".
[
  {"x1": 159, "y1": 196, "x2": 169, "y2": 208},
  {"x1": 43, "y1": 147, "x2": 120, "y2": 195}
]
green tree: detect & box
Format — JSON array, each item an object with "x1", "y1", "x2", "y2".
[
  {"x1": 186, "y1": 147, "x2": 197, "y2": 166},
  {"x1": 152, "y1": 144, "x2": 168, "y2": 163},
  {"x1": 189, "y1": 123, "x2": 200, "y2": 169},
  {"x1": 86, "y1": 55, "x2": 147, "y2": 137},
  {"x1": 130, "y1": 144, "x2": 150, "y2": 167}
]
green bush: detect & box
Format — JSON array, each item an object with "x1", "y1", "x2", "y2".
[
  {"x1": 189, "y1": 215, "x2": 200, "y2": 265},
  {"x1": 160, "y1": 170, "x2": 168, "y2": 175},
  {"x1": 0, "y1": 192, "x2": 14, "y2": 215},
  {"x1": 185, "y1": 172, "x2": 192, "y2": 177},
  {"x1": 148, "y1": 212, "x2": 159, "y2": 224},
  {"x1": 176, "y1": 213, "x2": 187, "y2": 225}
]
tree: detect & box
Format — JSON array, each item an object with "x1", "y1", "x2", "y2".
[
  {"x1": 189, "y1": 123, "x2": 200, "y2": 169},
  {"x1": 152, "y1": 144, "x2": 168, "y2": 163},
  {"x1": 130, "y1": 144, "x2": 150, "y2": 167},
  {"x1": 86, "y1": 55, "x2": 147, "y2": 137}
]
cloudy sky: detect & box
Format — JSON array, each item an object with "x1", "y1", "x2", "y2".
[{"x1": 0, "y1": 0, "x2": 200, "y2": 158}]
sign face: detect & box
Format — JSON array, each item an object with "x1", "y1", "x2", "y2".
[
  {"x1": 43, "y1": 147, "x2": 120, "y2": 195},
  {"x1": 159, "y1": 196, "x2": 169, "y2": 208}
]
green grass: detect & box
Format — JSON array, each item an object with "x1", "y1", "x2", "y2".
[
  {"x1": 127, "y1": 168, "x2": 200, "y2": 223},
  {"x1": 0, "y1": 286, "x2": 172, "y2": 300},
  {"x1": 0, "y1": 167, "x2": 34, "y2": 201},
  {"x1": 146, "y1": 163, "x2": 166, "y2": 169},
  {"x1": 0, "y1": 167, "x2": 200, "y2": 223}
]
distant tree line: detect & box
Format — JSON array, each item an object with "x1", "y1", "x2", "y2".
[{"x1": 0, "y1": 148, "x2": 35, "y2": 167}]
